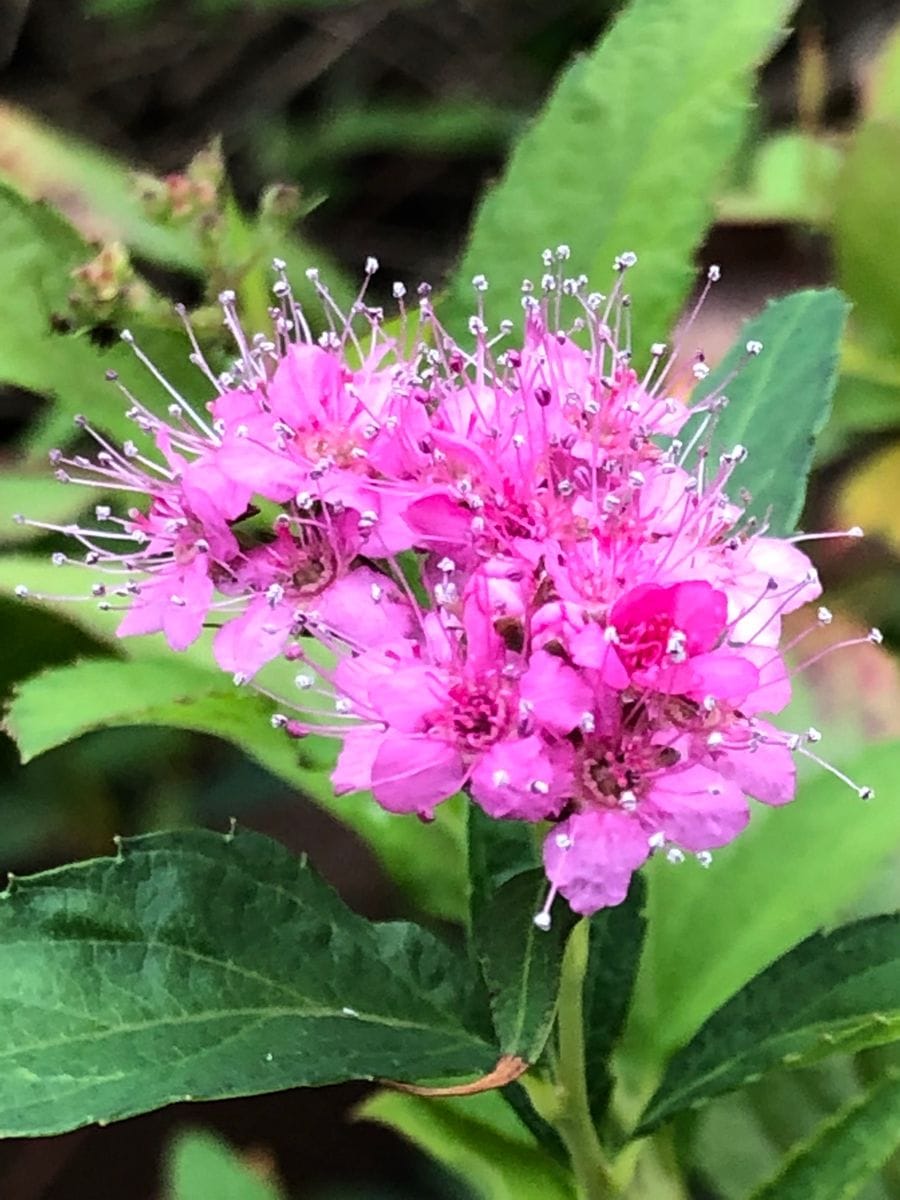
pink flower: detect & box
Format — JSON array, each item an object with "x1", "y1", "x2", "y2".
[
  {"x1": 213, "y1": 517, "x2": 410, "y2": 677},
  {"x1": 329, "y1": 591, "x2": 590, "y2": 818},
  {"x1": 28, "y1": 253, "x2": 876, "y2": 924}
]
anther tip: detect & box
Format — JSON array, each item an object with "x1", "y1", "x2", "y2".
[{"x1": 533, "y1": 912, "x2": 552, "y2": 932}]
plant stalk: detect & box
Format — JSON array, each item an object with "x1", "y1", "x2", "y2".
[{"x1": 553, "y1": 919, "x2": 618, "y2": 1200}]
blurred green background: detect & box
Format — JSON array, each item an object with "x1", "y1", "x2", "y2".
[{"x1": 1, "y1": 1, "x2": 899, "y2": 1197}]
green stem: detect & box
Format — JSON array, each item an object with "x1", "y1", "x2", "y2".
[{"x1": 553, "y1": 919, "x2": 618, "y2": 1200}]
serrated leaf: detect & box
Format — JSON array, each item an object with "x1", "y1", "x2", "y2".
[
  {"x1": 444, "y1": 0, "x2": 797, "y2": 354},
  {"x1": 584, "y1": 874, "x2": 647, "y2": 1130},
  {"x1": 471, "y1": 868, "x2": 577, "y2": 1063},
  {"x1": 638, "y1": 915, "x2": 900, "y2": 1134},
  {"x1": 358, "y1": 1089, "x2": 576, "y2": 1200},
  {"x1": 2, "y1": 655, "x2": 467, "y2": 921},
  {"x1": 748, "y1": 1068, "x2": 900, "y2": 1200},
  {"x1": 623, "y1": 741, "x2": 900, "y2": 1079},
  {"x1": 694, "y1": 288, "x2": 848, "y2": 535},
  {"x1": 167, "y1": 1129, "x2": 285, "y2": 1200},
  {"x1": 0, "y1": 827, "x2": 495, "y2": 1136}
]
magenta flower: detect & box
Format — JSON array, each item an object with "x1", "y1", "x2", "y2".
[{"x1": 24, "y1": 251, "x2": 877, "y2": 924}]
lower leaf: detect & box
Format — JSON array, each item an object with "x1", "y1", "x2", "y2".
[
  {"x1": 638, "y1": 915, "x2": 900, "y2": 1134},
  {"x1": 358, "y1": 1089, "x2": 576, "y2": 1200},
  {"x1": 0, "y1": 827, "x2": 495, "y2": 1137},
  {"x1": 748, "y1": 1067, "x2": 900, "y2": 1200}
]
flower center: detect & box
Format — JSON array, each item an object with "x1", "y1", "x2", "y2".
[{"x1": 446, "y1": 679, "x2": 511, "y2": 751}]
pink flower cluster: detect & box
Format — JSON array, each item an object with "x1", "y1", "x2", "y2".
[{"x1": 19, "y1": 252, "x2": 876, "y2": 922}]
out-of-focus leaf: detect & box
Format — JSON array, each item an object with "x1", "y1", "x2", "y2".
[
  {"x1": 623, "y1": 742, "x2": 900, "y2": 1090},
  {"x1": 263, "y1": 101, "x2": 522, "y2": 174},
  {"x1": 0, "y1": 473, "x2": 91, "y2": 544},
  {"x1": 0, "y1": 103, "x2": 351, "y2": 306},
  {"x1": 837, "y1": 440, "x2": 900, "y2": 555},
  {"x1": 638, "y1": 915, "x2": 900, "y2": 1134},
  {"x1": 835, "y1": 26, "x2": 900, "y2": 354},
  {"x1": 748, "y1": 1068, "x2": 900, "y2": 1200},
  {"x1": 358, "y1": 1089, "x2": 575, "y2": 1200},
  {"x1": 691, "y1": 1056, "x2": 895, "y2": 1200},
  {"x1": 0, "y1": 102, "x2": 196, "y2": 267},
  {"x1": 2, "y1": 654, "x2": 467, "y2": 919},
  {"x1": 0, "y1": 828, "x2": 495, "y2": 1136},
  {"x1": 694, "y1": 288, "x2": 848, "y2": 535},
  {"x1": 445, "y1": 0, "x2": 797, "y2": 356},
  {"x1": 0, "y1": 184, "x2": 207, "y2": 452},
  {"x1": 717, "y1": 132, "x2": 842, "y2": 226},
  {"x1": 167, "y1": 1128, "x2": 285, "y2": 1200}
]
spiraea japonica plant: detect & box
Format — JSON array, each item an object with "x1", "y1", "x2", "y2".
[{"x1": 1, "y1": 0, "x2": 898, "y2": 1197}]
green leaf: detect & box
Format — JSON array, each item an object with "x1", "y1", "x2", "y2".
[
  {"x1": 0, "y1": 473, "x2": 91, "y2": 545},
  {"x1": 167, "y1": 1129, "x2": 285, "y2": 1200},
  {"x1": 717, "y1": 132, "x2": 842, "y2": 227},
  {"x1": 444, "y1": 0, "x2": 797, "y2": 354},
  {"x1": 2, "y1": 655, "x2": 467, "y2": 921},
  {"x1": 623, "y1": 741, "x2": 900, "y2": 1080},
  {"x1": 467, "y1": 803, "x2": 539, "y2": 918},
  {"x1": 638, "y1": 915, "x2": 900, "y2": 1134},
  {"x1": 584, "y1": 874, "x2": 647, "y2": 1130},
  {"x1": 834, "y1": 25, "x2": 900, "y2": 355},
  {"x1": 471, "y1": 868, "x2": 577, "y2": 1062},
  {"x1": 358, "y1": 1089, "x2": 576, "y2": 1200},
  {"x1": 0, "y1": 827, "x2": 495, "y2": 1136},
  {"x1": 0, "y1": 107, "x2": 351, "y2": 305},
  {"x1": 3, "y1": 655, "x2": 332, "y2": 776},
  {"x1": 690, "y1": 1056, "x2": 894, "y2": 1200},
  {"x1": 748, "y1": 1068, "x2": 900, "y2": 1200},
  {"x1": 0, "y1": 184, "x2": 205, "y2": 452},
  {"x1": 695, "y1": 288, "x2": 848, "y2": 535}
]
